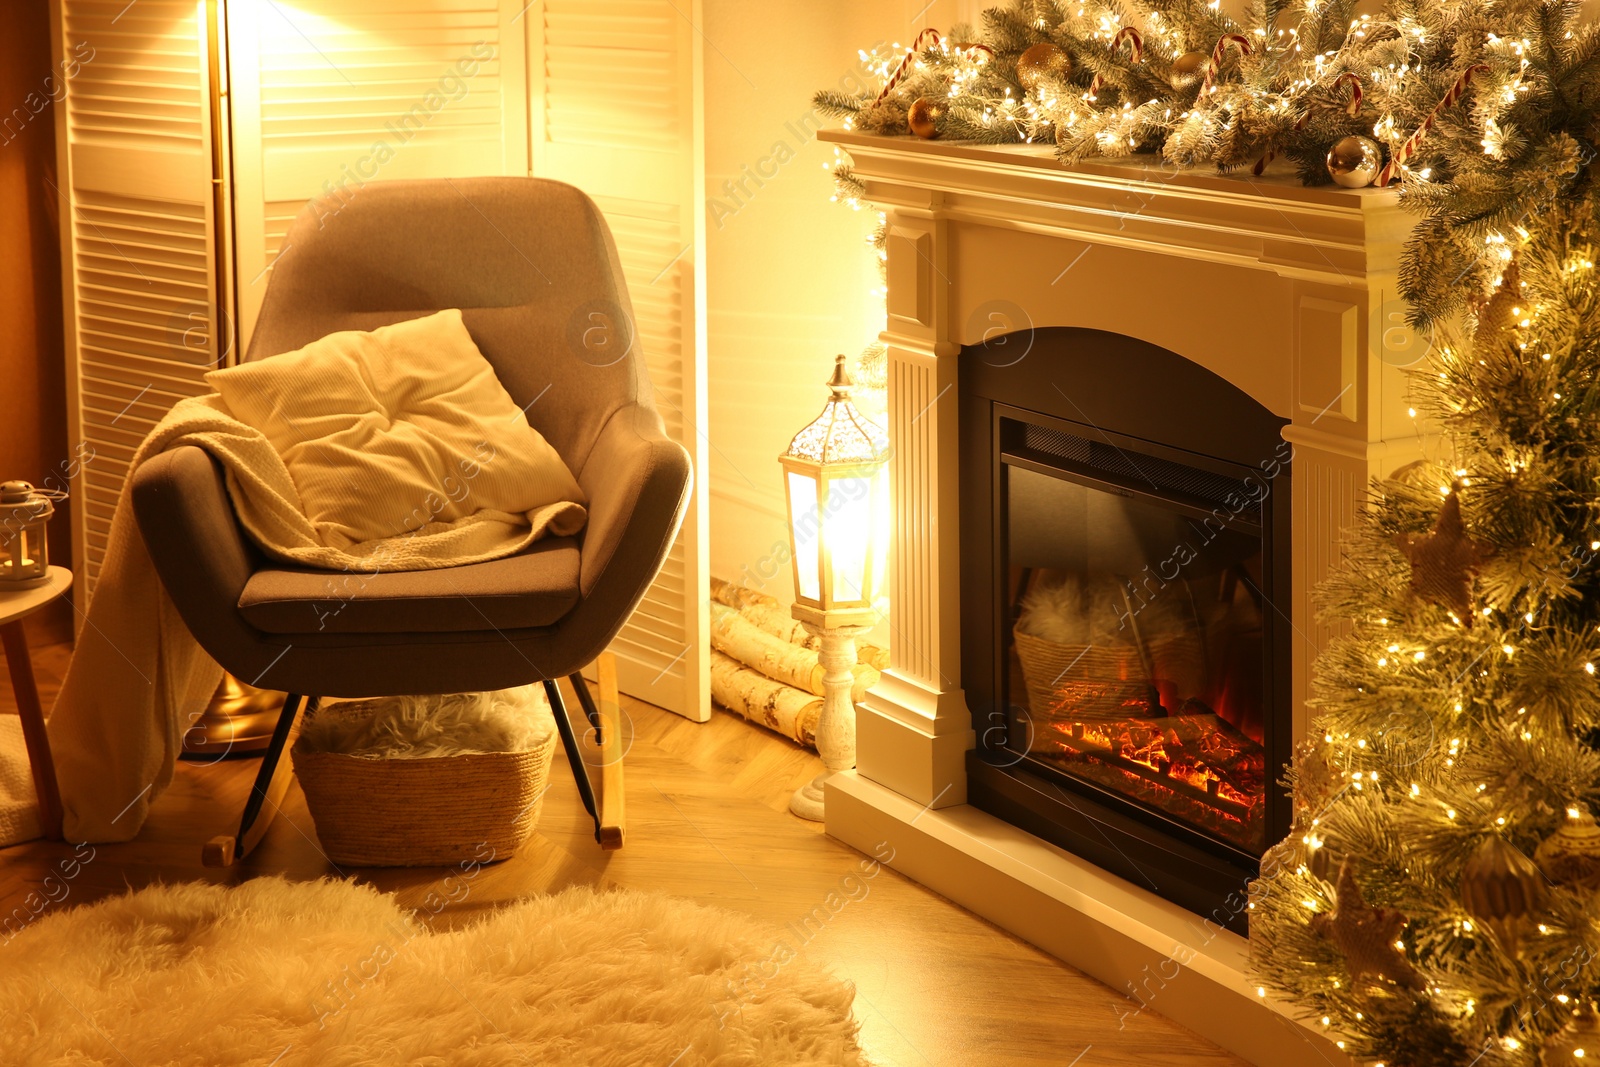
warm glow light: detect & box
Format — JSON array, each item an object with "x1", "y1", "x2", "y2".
[{"x1": 780, "y1": 355, "x2": 891, "y2": 630}]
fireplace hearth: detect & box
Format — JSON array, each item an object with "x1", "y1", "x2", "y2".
[{"x1": 960, "y1": 327, "x2": 1292, "y2": 932}]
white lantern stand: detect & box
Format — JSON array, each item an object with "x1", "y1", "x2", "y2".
[
  {"x1": 780, "y1": 355, "x2": 890, "y2": 822},
  {"x1": 0, "y1": 482, "x2": 64, "y2": 589}
]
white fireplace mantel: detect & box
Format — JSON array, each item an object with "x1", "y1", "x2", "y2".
[{"x1": 821, "y1": 129, "x2": 1421, "y2": 1067}]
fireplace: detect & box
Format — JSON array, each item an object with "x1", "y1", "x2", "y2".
[
  {"x1": 959, "y1": 328, "x2": 1292, "y2": 932},
  {"x1": 815, "y1": 127, "x2": 1414, "y2": 1067}
]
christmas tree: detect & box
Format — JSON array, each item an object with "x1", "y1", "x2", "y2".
[{"x1": 1249, "y1": 200, "x2": 1600, "y2": 1065}]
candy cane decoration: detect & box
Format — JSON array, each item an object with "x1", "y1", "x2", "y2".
[
  {"x1": 871, "y1": 29, "x2": 993, "y2": 106},
  {"x1": 1198, "y1": 34, "x2": 1252, "y2": 98},
  {"x1": 1088, "y1": 26, "x2": 1144, "y2": 97},
  {"x1": 873, "y1": 28, "x2": 943, "y2": 105},
  {"x1": 1251, "y1": 72, "x2": 1363, "y2": 176},
  {"x1": 1335, "y1": 72, "x2": 1363, "y2": 115},
  {"x1": 1375, "y1": 63, "x2": 1490, "y2": 186}
]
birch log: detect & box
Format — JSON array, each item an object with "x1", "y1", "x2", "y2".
[
  {"x1": 710, "y1": 651, "x2": 820, "y2": 747},
  {"x1": 710, "y1": 605, "x2": 879, "y2": 700},
  {"x1": 709, "y1": 577, "x2": 890, "y2": 670}
]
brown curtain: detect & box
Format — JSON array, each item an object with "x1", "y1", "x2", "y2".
[{"x1": 1, "y1": 1, "x2": 72, "y2": 644}]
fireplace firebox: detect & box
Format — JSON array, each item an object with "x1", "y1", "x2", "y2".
[{"x1": 960, "y1": 327, "x2": 1293, "y2": 933}]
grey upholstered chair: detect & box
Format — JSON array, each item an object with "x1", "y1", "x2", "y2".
[{"x1": 131, "y1": 177, "x2": 692, "y2": 865}]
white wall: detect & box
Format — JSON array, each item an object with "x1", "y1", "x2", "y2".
[{"x1": 701, "y1": 0, "x2": 974, "y2": 609}]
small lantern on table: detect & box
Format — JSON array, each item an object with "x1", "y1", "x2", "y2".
[
  {"x1": 0, "y1": 482, "x2": 64, "y2": 588},
  {"x1": 780, "y1": 355, "x2": 891, "y2": 821}
]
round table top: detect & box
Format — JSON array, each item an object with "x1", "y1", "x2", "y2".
[{"x1": 0, "y1": 566, "x2": 73, "y2": 627}]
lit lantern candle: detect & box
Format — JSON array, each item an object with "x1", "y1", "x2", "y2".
[{"x1": 0, "y1": 481, "x2": 61, "y2": 588}]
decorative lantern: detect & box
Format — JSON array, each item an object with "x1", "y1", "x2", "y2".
[
  {"x1": 781, "y1": 354, "x2": 891, "y2": 632},
  {"x1": 780, "y1": 355, "x2": 891, "y2": 822},
  {"x1": 0, "y1": 482, "x2": 62, "y2": 588}
]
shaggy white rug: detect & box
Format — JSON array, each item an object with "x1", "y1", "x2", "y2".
[{"x1": 0, "y1": 877, "x2": 868, "y2": 1066}]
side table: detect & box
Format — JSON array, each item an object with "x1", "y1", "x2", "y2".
[{"x1": 0, "y1": 565, "x2": 70, "y2": 840}]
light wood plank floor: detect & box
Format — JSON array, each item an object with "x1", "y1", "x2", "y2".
[{"x1": 0, "y1": 633, "x2": 1247, "y2": 1067}]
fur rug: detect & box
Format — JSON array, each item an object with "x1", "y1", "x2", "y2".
[{"x1": 0, "y1": 877, "x2": 868, "y2": 1066}]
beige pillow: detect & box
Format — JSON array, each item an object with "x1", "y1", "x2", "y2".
[{"x1": 206, "y1": 309, "x2": 585, "y2": 550}]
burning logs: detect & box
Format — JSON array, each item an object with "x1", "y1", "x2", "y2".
[{"x1": 1049, "y1": 708, "x2": 1266, "y2": 821}]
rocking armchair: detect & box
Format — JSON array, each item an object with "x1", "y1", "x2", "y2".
[{"x1": 130, "y1": 177, "x2": 691, "y2": 865}]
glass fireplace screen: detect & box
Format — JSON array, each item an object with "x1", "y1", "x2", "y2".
[{"x1": 1004, "y1": 460, "x2": 1267, "y2": 853}]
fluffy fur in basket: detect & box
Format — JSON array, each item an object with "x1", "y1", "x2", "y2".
[
  {"x1": 0, "y1": 877, "x2": 869, "y2": 1066},
  {"x1": 1015, "y1": 573, "x2": 1185, "y2": 646},
  {"x1": 298, "y1": 685, "x2": 553, "y2": 759}
]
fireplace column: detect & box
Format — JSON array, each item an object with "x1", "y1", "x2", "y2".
[{"x1": 853, "y1": 201, "x2": 975, "y2": 808}]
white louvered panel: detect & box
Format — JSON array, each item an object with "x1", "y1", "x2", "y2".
[
  {"x1": 610, "y1": 542, "x2": 691, "y2": 669},
  {"x1": 596, "y1": 198, "x2": 687, "y2": 437},
  {"x1": 542, "y1": 1, "x2": 678, "y2": 151},
  {"x1": 531, "y1": 0, "x2": 707, "y2": 719},
  {"x1": 229, "y1": 0, "x2": 530, "y2": 349},
  {"x1": 69, "y1": 190, "x2": 215, "y2": 595},
  {"x1": 590, "y1": 197, "x2": 700, "y2": 709},
  {"x1": 253, "y1": 0, "x2": 507, "y2": 191},
  {"x1": 255, "y1": 199, "x2": 304, "y2": 280},
  {"x1": 62, "y1": 0, "x2": 205, "y2": 153}
]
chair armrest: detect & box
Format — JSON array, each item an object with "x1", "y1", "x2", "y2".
[
  {"x1": 575, "y1": 403, "x2": 692, "y2": 603},
  {"x1": 131, "y1": 446, "x2": 261, "y2": 639}
]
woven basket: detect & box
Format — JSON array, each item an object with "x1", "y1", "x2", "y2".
[
  {"x1": 1012, "y1": 629, "x2": 1154, "y2": 719},
  {"x1": 292, "y1": 704, "x2": 557, "y2": 867}
]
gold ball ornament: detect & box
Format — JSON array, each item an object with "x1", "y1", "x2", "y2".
[
  {"x1": 1016, "y1": 42, "x2": 1072, "y2": 91},
  {"x1": 1170, "y1": 51, "x2": 1210, "y2": 88},
  {"x1": 1537, "y1": 808, "x2": 1600, "y2": 892},
  {"x1": 1459, "y1": 835, "x2": 1549, "y2": 955},
  {"x1": 907, "y1": 97, "x2": 946, "y2": 140},
  {"x1": 1542, "y1": 1007, "x2": 1600, "y2": 1066},
  {"x1": 1325, "y1": 135, "x2": 1384, "y2": 188}
]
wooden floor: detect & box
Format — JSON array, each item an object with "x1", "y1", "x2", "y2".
[{"x1": 0, "y1": 633, "x2": 1247, "y2": 1067}]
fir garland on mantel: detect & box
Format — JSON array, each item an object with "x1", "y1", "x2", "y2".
[
  {"x1": 820, "y1": 4, "x2": 1600, "y2": 1065},
  {"x1": 815, "y1": 0, "x2": 1600, "y2": 328}
]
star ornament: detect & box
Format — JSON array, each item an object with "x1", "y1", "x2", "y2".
[
  {"x1": 1395, "y1": 487, "x2": 1486, "y2": 625},
  {"x1": 1310, "y1": 862, "x2": 1427, "y2": 991}
]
